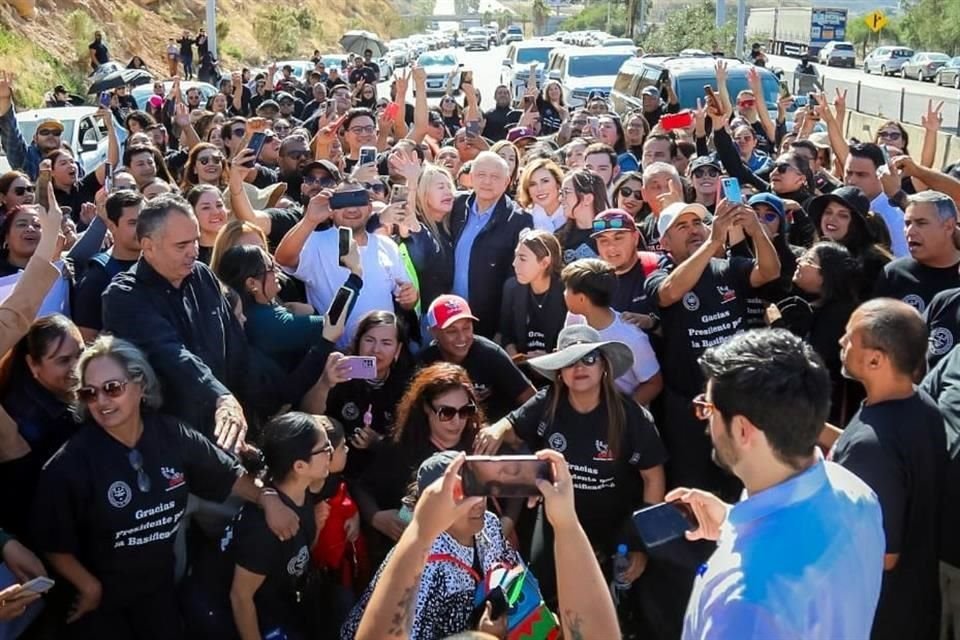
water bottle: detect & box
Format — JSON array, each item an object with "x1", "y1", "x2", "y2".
[{"x1": 612, "y1": 544, "x2": 632, "y2": 591}]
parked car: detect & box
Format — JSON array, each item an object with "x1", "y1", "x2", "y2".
[
  {"x1": 901, "y1": 52, "x2": 951, "y2": 81},
  {"x1": 464, "y1": 27, "x2": 490, "y2": 51},
  {"x1": 503, "y1": 25, "x2": 524, "y2": 44},
  {"x1": 501, "y1": 40, "x2": 558, "y2": 100},
  {"x1": 416, "y1": 51, "x2": 462, "y2": 95},
  {"x1": 862, "y1": 46, "x2": 915, "y2": 76},
  {"x1": 546, "y1": 47, "x2": 636, "y2": 108},
  {"x1": 11, "y1": 107, "x2": 126, "y2": 176},
  {"x1": 485, "y1": 26, "x2": 500, "y2": 47},
  {"x1": 935, "y1": 56, "x2": 960, "y2": 89},
  {"x1": 386, "y1": 45, "x2": 411, "y2": 68},
  {"x1": 131, "y1": 80, "x2": 218, "y2": 110},
  {"x1": 818, "y1": 41, "x2": 856, "y2": 67},
  {"x1": 271, "y1": 60, "x2": 316, "y2": 85}
]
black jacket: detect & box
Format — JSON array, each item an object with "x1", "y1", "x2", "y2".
[
  {"x1": 498, "y1": 275, "x2": 566, "y2": 353},
  {"x1": 449, "y1": 192, "x2": 532, "y2": 337}
]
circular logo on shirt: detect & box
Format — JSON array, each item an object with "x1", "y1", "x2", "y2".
[
  {"x1": 902, "y1": 294, "x2": 925, "y2": 312},
  {"x1": 548, "y1": 432, "x2": 567, "y2": 453},
  {"x1": 930, "y1": 327, "x2": 955, "y2": 356},
  {"x1": 107, "y1": 481, "x2": 132, "y2": 509},
  {"x1": 287, "y1": 545, "x2": 309, "y2": 576},
  {"x1": 682, "y1": 292, "x2": 700, "y2": 311},
  {"x1": 342, "y1": 402, "x2": 360, "y2": 422}
]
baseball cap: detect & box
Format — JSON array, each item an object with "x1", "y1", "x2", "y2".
[
  {"x1": 747, "y1": 193, "x2": 785, "y2": 219},
  {"x1": 426, "y1": 294, "x2": 478, "y2": 330},
  {"x1": 416, "y1": 451, "x2": 459, "y2": 493},
  {"x1": 34, "y1": 118, "x2": 64, "y2": 134},
  {"x1": 256, "y1": 99, "x2": 280, "y2": 112},
  {"x1": 689, "y1": 155, "x2": 722, "y2": 173},
  {"x1": 591, "y1": 208, "x2": 637, "y2": 238},
  {"x1": 657, "y1": 202, "x2": 709, "y2": 237},
  {"x1": 641, "y1": 86, "x2": 660, "y2": 97},
  {"x1": 303, "y1": 158, "x2": 342, "y2": 182},
  {"x1": 506, "y1": 127, "x2": 536, "y2": 144},
  {"x1": 275, "y1": 92, "x2": 295, "y2": 104}
]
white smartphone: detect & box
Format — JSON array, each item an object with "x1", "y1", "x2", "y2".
[{"x1": 13, "y1": 576, "x2": 55, "y2": 597}]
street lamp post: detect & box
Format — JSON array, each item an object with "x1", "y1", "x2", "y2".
[{"x1": 206, "y1": 0, "x2": 218, "y2": 59}]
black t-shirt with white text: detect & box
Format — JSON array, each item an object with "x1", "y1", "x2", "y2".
[
  {"x1": 507, "y1": 389, "x2": 667, "y2": 552},
  {"x1": 924, "y1": 286, "x2": 960, "y2": 369},
  {"x1": 32, "y1": 414, "x2": 241, "y2": 608},
  {"x1": 559, "y1": 225, "x2": 598, "y2": 265},
  {"x1": 830, "y1": 391, "x2": 946, "y2": 640},
  {"x1": 873, "y1": 257, "x2": 960, "y2": 314},
  {"x1": 645, "y1": 255, "x2": 754, "y2": 398}
]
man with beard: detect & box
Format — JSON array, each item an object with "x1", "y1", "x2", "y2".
[
  {"x1": 645, "y1": 199, "x2": 779, "y2": 498},
  {"x1": 482, "y1": 85, "x2": 522, "y2": 142},
  {"x1": 252, "y1": 135, "x2": 311, "y2": 201},
  {"x1": 669, "y1": 329, "x2": 884, "y2": 639},
  {"x1": 832, "y1": 299, "x2": 946, "y2": 640}
]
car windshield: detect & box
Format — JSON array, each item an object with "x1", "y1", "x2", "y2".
[
  {"x1": 19, "y1": 119, "x2": 76, "y2": 146},
  {"x1": 568, "y1": 53, "x2": 633, "y2": 77},
  {"x1": 467, "y1": 28, "x2": 486, "y2": 35},
  {"x1": 508, "y1": 27, "x2": 522, "y2": 33},
  {"x1": 419, "y1": 53, "x2": 457, "y2": 66},
  {"x1": 517, "y1": 47, "x2": 553, "y2": 64}
]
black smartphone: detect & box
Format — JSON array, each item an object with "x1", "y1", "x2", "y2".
[
  {"x1": 245, "y1": 132, "x2": 266, "y2": 167},
  {"x1": 704, "y1": 85, "x2": 719, "y2": 110},
  {"x1": 337, "y1": 226, "x2": 352, "y2": 257},
  {"x1": 465, "y1": 120, "x2": 481, "y2": 139},
  {"x1": 104, "y1": 162, "x2": 113, "y2": 193},
  {"x1": 462, "y1": 455, "x2": 553, "y2": 498},
  {"x1": 329, "y1": 189, "x2": 370, "y2": 210},
  {"x1": 632, "y1": 501, "x2": 698, "y2": 548},
  {"x1": 325, "y1": 285, "x2": 354, "y2": 326},
  {"x1": 359, "y1": 146, "x2": 377, "y2": 166}
]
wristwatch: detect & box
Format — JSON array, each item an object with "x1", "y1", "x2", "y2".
[{"x1": 888, "y1": 189, "x2": 908, "y2": 210}]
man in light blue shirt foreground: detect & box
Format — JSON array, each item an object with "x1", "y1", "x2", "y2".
[{"x1": 668, "y1": 329, "x2": 885, "y2": 640}]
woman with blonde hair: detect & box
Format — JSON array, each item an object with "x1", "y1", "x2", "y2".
[
  {"x1": 490, "y1": 140, "x2": 520, "y2": 197},
  {"x1": 517, "y1": 158, "x2": 564, "y2": 232},
  {"x1": 209, "y1": 219, "x2": 268, "y2": 274}
]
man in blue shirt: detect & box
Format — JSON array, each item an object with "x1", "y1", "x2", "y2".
[{"x1": 668, "y1": 329, "x2": 885, "y2": 640}]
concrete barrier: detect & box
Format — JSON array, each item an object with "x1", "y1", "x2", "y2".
[{"x1": 844, "y1": 110, "x2": 960, "y2": 170}]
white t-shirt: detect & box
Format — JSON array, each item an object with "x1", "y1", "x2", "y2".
[
  {"x1": 290, "y1": 228, "x2": 411, "y2": 347},
  {"x1": 565, "y1": 310, "x2": 660, "y2": 396}
]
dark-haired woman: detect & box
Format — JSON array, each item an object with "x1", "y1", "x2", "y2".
[
  {"x1": 0, "y1": 171, "x2": 35, "y2": 220},
  {"x1": 215, "y1": 244, "x2": 362, "y2": 371},
  {"x1": 476, "y1": 325, "x2": 667, "y2": 602},
  {"x1": 0, "y1": 206, "x2": 44, "y2": 277},
  {"x1": 304, "y1": 311, "x2": 413, "y2": 478},
  {"x1": 32, "y1": 336, "x2": 296, "y2": 640},
  {"x1": 787, "y1": 241, "x2": 864, "y2": 424},
  {"x1": 557, "y1": 169, "x2": 607, "y2": 264},
  {"x1": 353, "y1": 363, "x2": 483, "y2": 550}
]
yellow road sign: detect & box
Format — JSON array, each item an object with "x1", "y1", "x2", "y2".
[{"x1": 865, "y1": 10, "x2": 888, "y2": 33}]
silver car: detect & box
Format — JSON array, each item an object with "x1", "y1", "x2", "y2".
[
  {"x1": 901, "y1": 52, "x2": 951, "y2": 81},
  {"x1": 463, "y1": 27, "x2": 489, "y2": 51},
  {"x1": 863, "y1": 46, "x2": 914, "y2": 76},
  {"x1": 818, "y1": 41, "x2": 856, "y2": 67}
]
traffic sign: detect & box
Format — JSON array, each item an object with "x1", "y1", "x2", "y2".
[{"x1": 865, "y1": 10, "x2": 888, "y2": 33}]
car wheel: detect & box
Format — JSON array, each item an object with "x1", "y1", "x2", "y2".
[
  {"x1": 880, "y1": 65, "x2": 886, "y2": 76},
  {"x1": 863, "y1": 63, "x2": 870, "y2": 74},
  {"x1": 900, "y1": 68, "x2": 907, "y2": 79},
  {"x1": 955, "y1": 75, "x2": 960, "y2": 90}
]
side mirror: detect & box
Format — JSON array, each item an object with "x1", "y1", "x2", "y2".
[{"x1": 502, "y1": 59, "x2": 512, "y2": 67}]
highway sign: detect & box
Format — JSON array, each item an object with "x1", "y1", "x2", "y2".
[{"x1": 865, "y1": 10, "x2": 888, "y2": 33}]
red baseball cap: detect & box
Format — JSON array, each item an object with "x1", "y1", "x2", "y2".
[{"x1": 426, "y1": 295, "x2": 478, "y2": 330}]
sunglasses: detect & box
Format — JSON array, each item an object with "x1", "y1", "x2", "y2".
[
  {"x1": 364, "y1": 182, "x2": 387, "y2": 193},
  {"x1": 36, "y1": 128, "x2": 60, "y2": 137},
  {"x1": 285, "y1": 150, "x2": 310, "y2": 160},
  {"x1": 349, "y1": 125, "x2": 376, "y2": 135},
  {"x1": 738, "y1": 100, "x2": 757, "y2": 108},
  {"x1": 431, "y1": 403, "x2": 478, "y2": 422},
  {"x1": 12, "y1": 185, "x2": 35, "y2": 196},
  {"x1": 77, "y1": 379, "x2": 128, "y2": 403},
  {"x1": 128, "y1": 449, "x2": 151, "y2": 493},
  {"x1": 592, "y1": 216, "x2": 630, "y2": 233},
  {"x1": 564, "y1": 350, "x2": 601, "y2": 368},
  {"x1": 311, "y1": 442, "x2": 335, "y2": 459},
  {"x1": 303, "y1": 175, "x2": 336, "y2": 187},
  {"x1": 692, "y1": 167, "x2": 720, "y2": 179},
  {"x1": 692, "y1": 393, "x2": 716, "y2": 421},
  {"x1": 197, "y1": 154, "x2": 223, "y2": 166},
  {"x1": 618, "y1": 186, "x2": 641, "y2": 199},
  {"x1": 772, "y1": 162, "x2": 798, "y2": 174}
]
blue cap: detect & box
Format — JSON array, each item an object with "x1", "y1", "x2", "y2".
[{"x1": 748, "y1": 192, "x2": 786, "y2": 220}]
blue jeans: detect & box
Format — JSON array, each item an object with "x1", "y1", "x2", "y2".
[
  {"x1": 182, "y1": 55, "x2": 193, "y2": 79},
  {"x1": 0, "y1": 564, "x2": 44, "y2": 640}
]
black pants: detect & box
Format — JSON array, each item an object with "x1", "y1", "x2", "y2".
[{"x1": 68, "y1": 588, "x2": 182, "y2": 640}]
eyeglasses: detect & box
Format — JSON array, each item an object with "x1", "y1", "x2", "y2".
[
  {"x1": 36, "y1": 128, "x2": 60, "y2": 137},
  {"x1": 772, "y1": 162, "x2": 798, "y2": 174},
  {"x1": 618, "y1": 185, "x2": 641, "y2": 199},
  {"x1": 592, "y1": 216, "x2": 631, "y2": 233},
  {"x1": 12, "y1": 185, "x2": 35, "y2": 196},
  {"x1": 197, "y1": 154, "x2": 223, "y2": 166},
  {"x1": 564, "y1": 350, "x2": 601, "y2": 369},
  {"x1": 737, "y1": 100, "x2": 757, "y2": 108},
  {"x1": 431, "y1": 403, "x2": 478, "y2": 422},
  {"x1": 311, "y1": 442, "x2": 335, "y2": 460},
  {"x1": 303, "y1": 175, "x2": 336, "y2": 187},
  {"x1": 364, "y1": 182, "x2": 387, "y2": 193},
  {"x1": 692, "y1": 167, "x2": 720, "y2": 179},
  {"x1": 284, "y1": 150, "x2": 310, "y2": 160},
  {"x1": 692, "y1": 393, "x2": 716, "y2": 420},
  {"x1": 877, "y1": 130, "x2": 902, "y2": 140},
  {"x1": 348, "y1": 125, "x2": 376, "y2": 135},
  {"x1": 128, "y1": 449, "x2": 151, "y2": 493},
  {"x1": 77, "y1": 379, "x2": 129, "y2": 403}
]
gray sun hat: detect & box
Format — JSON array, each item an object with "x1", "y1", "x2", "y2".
[{"x1": 527, "y1": 325, "x2": 634, "y2": 381}]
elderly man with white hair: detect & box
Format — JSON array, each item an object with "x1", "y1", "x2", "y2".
[
  {"x1": 450, "y1": 151, "x2": 533, "y2": 337},
  {"x1": 639, "y1": 161, "x2": 684, "y2": 249}
]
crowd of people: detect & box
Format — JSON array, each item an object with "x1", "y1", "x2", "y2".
[{"x1": 0, "y1": 28, "x2": 959, "y2": 640}]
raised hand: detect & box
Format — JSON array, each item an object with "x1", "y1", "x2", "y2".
[{"x1": 921, "y1": 99, "x2": 944, "y2": 132}]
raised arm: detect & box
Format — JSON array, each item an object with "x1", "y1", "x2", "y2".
[
  {"x1": 915, "y1": 100, "x2": 944, "y2": 191},
  {"x1": 409, "y1": 65, "x2": 428, "y2": 143},
  {"x1": 816, "y1": 90, "x2": 850, "y2": 171},
  {"x1": 274, "y1": 191, "x2": 331, "y2": 270},
  {"x1": 747, "y1": 68, "x2": 775, "y2": 144}
]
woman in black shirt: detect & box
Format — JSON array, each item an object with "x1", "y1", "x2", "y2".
[
  {"x1": 32, "y1": 336, "x2": 294, "y2": 640},
  {"x1": 499, "y1": 230, "x2": 566, "y2": 361},
  {"x1": 557, "y1": 169, "x2": 607, "y2": 264},
  {"x1": 535, "y1": 81, "x2": 567, "y2": 135},
  {"x1": 186, "y1": 185, "x2": 229, "y2": 265}
]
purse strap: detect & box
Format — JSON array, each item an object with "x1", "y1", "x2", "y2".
[{"x1": 427, "y1": 550, "x2": 483, "y2": 582}]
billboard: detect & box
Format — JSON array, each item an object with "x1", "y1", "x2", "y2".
[{"x1": 810, "y1": 8, "x2": 847, "y2": 49}]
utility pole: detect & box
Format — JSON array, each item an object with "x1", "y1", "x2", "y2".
[
  {"x1": 734, "y1": 0, "x2": 745, "y2": 59},
  {"x1": 716, "y1": 0, "x2": 725, "y2": 29},
  {"x1": 206, "y1": 0, "x2": 218, "y2": 59}
]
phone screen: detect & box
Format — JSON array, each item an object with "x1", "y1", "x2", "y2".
[
  {"x1": 104, "y1": 162, "x2": 113, "y2": 193},
  {"x1": 721, "y1": 177, "x2": 742, "y2": 203},
  {"x1": 390, "y1": 184, "x2": 409, "y2": 204},
  {"x1": 326, "y1": 286, "x2": 354, "y2": 326},
  {"x1": 631, "y1": 502, "x2": 698, "y2": 548},
  {"x1": 246, "y1": 132, "x2": 266, "y2": 167},
  {"x1": 337, "y1": 226, "x2": 352, "y2": 257},
  {"x1": 359, "y1": 146, "x2": 377, "y2": 166},
  {"x1": 462, "y1": 455, "x2": 552, "y2": 497}
]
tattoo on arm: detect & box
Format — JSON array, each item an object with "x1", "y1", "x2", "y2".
[
  {"x1": 563, "y1": 610, "x2": 585, "y2": 640},
  {"x1": 386, "y1": 574, "x2": 421, "y2": 637}
]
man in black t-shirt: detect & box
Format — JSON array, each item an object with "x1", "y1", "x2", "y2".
[
  {"x1": 645, "y1": 200, "x2": 779, "y2": 496},
  {"x1": 88, "y1": 31, "x2": 109, "y2": 71},
  {"x1": 873, "y1": 191, "x2": 960, "y2": 313},
  {"x1": 348, "y1": 57, "x2": 378, "y2": 87},
  {"x1": 593, "y1": 209, "x2": 659, "y2": 320},
  {"x1": 362, "y1": 49, "x2": 381, "y2": 80},
  {"x1": 482, "y1": 85, "x2": 522, "y2": 142},
  {"x1": 923, "y1": 285, "x2": 960, "y2": 369},
  {"x1": 831, "y1": 299, "x2": 946, "y2": 640},
  {"x1": 418, "y1": 295, "x2": 535, "y2": 421}
]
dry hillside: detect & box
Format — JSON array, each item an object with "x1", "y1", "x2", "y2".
[{"x1": 0, "y1": 0, "x2": 400, "y2": 107}]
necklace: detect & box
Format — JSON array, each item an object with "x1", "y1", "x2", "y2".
[{"x1": 530, "y1": 288, "x2": 549, "y2": 309}]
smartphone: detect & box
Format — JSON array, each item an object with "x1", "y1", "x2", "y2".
[
  {"x1": 462, "y1": 455, "x2": 553, "y2": 498},
  {"x1": 12, "y1": 576, "x2": 55, "y2": 598},
  {"x1": 465, "y1": 119, "x2": 481, "y2": 139},
  {"x1": 325, "y1": 98, "x2": 337, "y2": 119},
  {"x1": 359, "y1": 146, "x2": 377, "y2": 166},
  {"x1": 384, "y1": 101, "x2": 400, "y2": 121},
  {"x1": 807, "y1": 92, "x2": 817, "y2": 112},
  {"x1": 104, "y1": 162, "x2": 113, "y2": 193},
  {"x1": 660, "y1": 110, "x2": 693, "y2": 131},
  {"x1": 342, "y1": 356, "x2": 378, "y2": 380},
  {"x1": 703, "y1": 85, "x2": 719, "y2": 110},
  {"x1": 880, "y1": 143, "x2": 891, "y2": 165},
  {"x1": 460, "y1": 69, "x2": 473, "y2": 89},
  {"x1": 631, "y1": 502, "x2": 698, "y2": 548},
  {"x1": 587, "y1": 116, "x2": 599, "y2": 137},
  {"x1": 245, "y1": 132, "x2": 266, "y2": 167},
  {"x1": 721, "y1": 177, "x2": 742, "y2": 203},
  {"x1": 329, "y1": 189, "x2": 369, "y2": 211},
  {"x1": 390, "y1": 183, "x2": 409, "y2": 204},
  {"x1": 337, "y1": 226, "x2": 352, "y2": 257},
  {"x1": 326, "y1": 285, "x2": 355, "y2": 326},
  {"x1": 99, "y1": 91, "x2": 111, "y2": 108}
]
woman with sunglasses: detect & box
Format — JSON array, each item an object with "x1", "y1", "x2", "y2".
[
  {"x1": 475, "y1": 325, "x2": 667, "y2": 603},
  {"x1": 31, "y1": 336, "x2": 298, "y2": 639},
  {"x1": 438, "y1": 95, "x2": 463, "y2": 139},
  {"x1": 0, "y1": 171, "x2": 35, "y2": 218},
  {"x1": 611, "y1": 171, "x2": 645, "y2": 218},
  {"x1": 306, "y1": 311, "x2": 412, "y2": 478},
  {"x1": 354, "y1": 363, "x2": 483, "y2": 552},
  {"x1": 181, "y1": 143, "x2": 228, "y2": 192},
  {"x1": 557, "y1": 169, "x2": 607, "y2": 264},
  {"x1": 186, "y1": 185, "x2": 229, "y2": 264},
  {"x1": 517, "y1": 158, "x2": 565, "y2": 232}
]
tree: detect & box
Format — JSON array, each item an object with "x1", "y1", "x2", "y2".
[
  {"x1": 640, "y1": 0, "x2": 737, "y2": 54},
  {"x1": 532, "y1": 0, "x2": 550, "y2": 36},
  {"x1": 899, "y1": 0, "x2": 960, "y2": 54}
]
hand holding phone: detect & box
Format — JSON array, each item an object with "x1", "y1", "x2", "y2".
[
  {"x1": 245, "y1": 132, "x2": 266, "y2": 168},
  {"x1": 462, "y1": 455, "x2": 553, "y2": 497},
  {"x1": 341, "y1": 356, "x2": 377, "y2": 380},
  {"x1": 390, "y1": 184, "x2": 409, "y2": 204},
  {"x1": 359, "y1": 146, "x2": 378, "y2": 167},
  {"x1": 325, "y1": 285, "x2": 355, "y2": 327},
  {"x1": 631, "y1": 501, "x2": 698, "y2": 548},
  {"x1": 720, "y1": 177, "x2": 742, "y2": 204}
]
